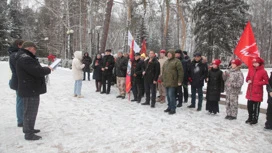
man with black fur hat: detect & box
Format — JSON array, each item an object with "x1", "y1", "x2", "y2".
[
  {"x1": 16, "y1": 41, "x2": 52, "y2": 140},
  {"x1": 132, "y1": 53, "x2": 145, "y2": 103},
  {"x1": 188, "y1": 52, "x2": 208, "y2": 111},
  {"x1": 101, "y1": 49, "x2": 115, "y2": 94}
]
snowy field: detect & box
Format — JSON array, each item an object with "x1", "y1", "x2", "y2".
[{"x1": 0, "y1": 61, "x2": 272, "y2": 153}]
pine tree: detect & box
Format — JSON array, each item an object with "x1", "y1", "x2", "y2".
[
  {"x1": 9, "y1": 0, "x2": 22, "y2": 39},
  {"x1": 0, "y1": 0, "x2": 9, "y2": 56},
  {"x1": 193, "y1": 0, "x2": 249, "y2": 61}
]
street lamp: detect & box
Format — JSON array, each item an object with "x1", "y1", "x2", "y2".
[
  {"x1": 67, "y1": 29, "x2": 74, "y2": 59},
  {"x1": 44, "y1": 37, "x2": 49, "y2": 54},
  {"x1": 95, "y1": 26, "x2": 102, "y2": 53}
]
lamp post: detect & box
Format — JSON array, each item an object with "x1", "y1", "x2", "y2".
[
  {"x1": 67, "y1": 29, "x2": 74, "y2": 59},
  {"x1": 44, "y1": 37, "x2": 49, "y2": 54},
  {"x1": 95, "y1": 26, "x2": 102, "y2": 54}
]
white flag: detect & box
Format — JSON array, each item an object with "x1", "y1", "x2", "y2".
[{"x1": 128, "y1": 31, "x2": 141, "y2": 53}]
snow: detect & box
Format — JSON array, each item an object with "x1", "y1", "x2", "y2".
[{"x1": 0, "y1": 61, "x2": 272, "y2": 153}]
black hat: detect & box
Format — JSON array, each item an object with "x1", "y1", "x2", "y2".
[
  {"x1": 135, "y1": 53, "x2": 141, "y2": 56},
  {"x1": 105, "y1": 49, "x2": 112, "y2": 52},
  {"x1": 183, "y1": 51, "x2": 188, "y2": 55},
  {"x1": 175, "y1": 49, "x2": 182, "y2": 54},
  {"x1": 193, "y1": 52, "x2": 202, "y2": 57},
  {"x1": 22, "y1": 41, "x2": 37, "y2": 49}
]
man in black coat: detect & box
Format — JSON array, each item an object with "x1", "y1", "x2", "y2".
[
  {"x1": 115, "y1": 52, "x2": 128, "y2": 99},
  {"x1": 142, "y1": 50, "x2": 160, "y2": 108},
  {"x1": 101, "y1": 49, "x2": 115, "y2": 94},
  {"x1": 183, "y1": 51, "x2": 191, "y2": 103},
  {"x1": 16, "y1": 42, "x2": 52, "y2": 140},
  {"x1": 82, "y1": 52, "x2": 92, "y2": 81},
  {"x1": 8, "y1": 39, "x2": 24, "y2": 127},
  {"x1": 187, "y1": 52, "x2": 208, "y2": 111},
  {"x1": 132, "y1": 53, "x2": 145, "y2": 103}
]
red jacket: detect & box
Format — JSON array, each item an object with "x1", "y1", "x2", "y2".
[{"x1": 246, "y1": 65, "x2": 269, "y2": 102}]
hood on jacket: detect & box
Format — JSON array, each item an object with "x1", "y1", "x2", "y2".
[
  {"x1": 74, "y1": 51, "x2": 83, "y2": 60},
  {"x1": 168, "y1": 49, "x2": 175, "y2": 60}
]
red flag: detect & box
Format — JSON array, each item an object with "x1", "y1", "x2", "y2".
[
  {"x1": 126, "y1": 40, "x2": 134, "y2": 94},
  {"x1": 140, "y1": 39, "x2": 147, "y2": 56},
  {"x1": 234, "y1": 21, "x2": 260, "y2": 67}
]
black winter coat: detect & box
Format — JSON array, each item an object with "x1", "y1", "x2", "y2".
[
  {"x1": 16, "y1": 49, "x2": 51, "y2": 97},
  {"x1": 115, "y1": 56, "x2": 128, "y2": 77},
  {"x1": 101, "y1": 55, "x2": 115, "y2": 76},
  {"x1": 92, "y1": 58, "x2": 103, "y2": 81},
  {"x1": 188, "y1": 60, "x2": 208, "y2": 88},
  {"x1": 143, "y1": 58, "x2": 160, "y2": 84},
  {"x1": 206, "y1": 68, "x2": 224, "y2": 101},
  {"x1": 133, "y1": 59, "x2": 144, "y2": 84},
  {"x1": 8, "y1": 46, "x2": 20, "y2": 90},
  {"x1": 268, "y1": 72, "x2": 272, "y2": 104},
  {"x1": 82, "y1": 53, "x2": 92, "y2": 72}
]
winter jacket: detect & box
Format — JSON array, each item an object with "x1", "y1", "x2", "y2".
[
  {"x1": 158, "y1": 56, "x2": 168, "y2": 81},
  {"x1": 16, "y1": 49, "x2": 51, "y2": 97},
  {"x1": 246, "y1": 65, "x2": 269, "y2": 102},
  {"x1": 188, "y1": 59, "x2": 208, "y2": 88},
  {"x1": 162, "y1": 51, "x2": 184, "y2": 88},
  {"x1": 101, "y1": 55, "x2": 115, "y2": 76},
  {"x1": 92, "y1": 57, "x2": 103, "y2": 81},
  {"x1": 82, "y1": 53, "x2": 92, "y2": 72},
  {"x1": 143, "y1": 57, "x2": 160, "y2": 84},
  {"x1": 267, "y1": 72, "x2": 272, "y2": 104},
  {"x1": 133, "y1": 58, "x2": 144, "y2": 84},
  {"x1": 115, "y1": 56, "x2": 128, "y2": 77},
  {"x1": 72, "y1": 51, "x2": 85, "y2": 80},
  {"x1": 8, "y1": 46, "x2": 20, "y2": 90},
  {"x1": 177, "y1": 56, "x2": 190, "y2": 84},
  {"x1": 206, "y1": 68, "x2": 224, "y2": 101},
  {"x1": 223, "y1": 67, "x2": 244, "y2": 95}
]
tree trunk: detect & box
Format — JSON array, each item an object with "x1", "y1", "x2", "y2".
[
  {"x1": 176, "y1": 0, "x2": 186, "y2": 50},
  {"x1": 162, "y1": 0, "x2": 170, "y2": 50},
  {"x1": 99, "y1": 0, "x2": 114, "y2": 53}
]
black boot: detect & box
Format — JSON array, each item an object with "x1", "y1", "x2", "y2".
[
  {"x1": 177, "y1": 103, "x2": 182, "y2": 107},
  {"x1": 141, "y1": 102, "x2": 150, "y2": 105},
  {"x1": 25, "y1": 134, "x2": 42, "y2": 141},
  {"x1": 188, "y1": 105, "x2": 195, "y2": 108},
  {"x1": 250, "y1": 118, "x2": 258, "y2": 125},
  {"x1": 245, "y1": 116, "x2": 252, "y2": 124},
  {"x1": 168, "y1": 109, "x2": 176, "y2": 115},
  {"x1": 164, "y1": 108, "x2": 171, "y2": 112}
]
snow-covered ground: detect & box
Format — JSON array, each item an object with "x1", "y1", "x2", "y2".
[{"x1": 0, "y1": 61, "x2": 272, "y2": 153}]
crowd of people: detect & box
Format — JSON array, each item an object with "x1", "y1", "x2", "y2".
[{"x1": 7, "y1": 39, "x2": 272, "y2": 141}]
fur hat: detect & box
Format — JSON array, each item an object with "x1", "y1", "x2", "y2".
[
  {"x1": 212, "y1": 59, "x2": 221, "y2": 66},
  {"x1": 193, "y1": 52, "x2": 202, "y2": 57},
  {"x1": 231, "y1": 59, "x2": 242, "y2": 66},
  {"x1": 252, "y1": 57, "x2": 264, "y2": 65},
  {"x1": 22, "y1": 41, "x2": 37, "y2": 49}
]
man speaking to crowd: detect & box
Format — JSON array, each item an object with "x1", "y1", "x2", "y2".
[{"x1": 16, "y1": 42, "x2": 52, "y2": 140}]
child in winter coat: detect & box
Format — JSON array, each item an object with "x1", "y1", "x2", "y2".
[
  {"x1": 265, "y1": 71, "x2": 272, "y2": 130},
  {"x1": 72, "y1": 51, "x2": 85, "y2": 98},
  {"x1": 206, "y1": 59, "x2": 224, "y2": 114},
  {"x1": 245, "y1": 57, "x2": 269, "y2": 124},
  {"x1": 223, "y1": 59, "x2": 244, "y2": 120}
]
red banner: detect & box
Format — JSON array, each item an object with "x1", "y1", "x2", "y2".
[
  {"x1": 140, "y1": 39, "x2": 147, "y2": 56},
  {"x1": 126, "y1": 40, "x2": 134, "y2": 93},
  {"x1": 234, "y1": 21, "x2": 260, "y2": 67}
]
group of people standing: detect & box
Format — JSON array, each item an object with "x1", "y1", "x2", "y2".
[{"x1": 8, "y1": 39, "x2": 272, "y2": 141}]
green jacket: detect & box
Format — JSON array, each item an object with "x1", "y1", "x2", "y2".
[{"x1": 162, "y1": 50, "x2": 184, "y2": 87}]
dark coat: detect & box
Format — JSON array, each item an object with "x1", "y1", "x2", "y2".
[
  {"x1": 101, "y1": 55, "x2": 115, "y2": 76},
  {"x1": 16, "y1": 49, "x2": 51, "y2": 97},
  {"x1": 183, "y1": 56, "x2": 191, "y2": 84},
  {"x1": 133, "y1": 58, "x2": 144, "y2": 84},
  {"x1": 82, "y1": 53, "x2": 92, "y2": 72},
  {"x1": 92, "y1": 57, "x2": 103, "y2": 81},
  {"x1": 267, "y1": 72, "x2": 272, "y2": 104},
  {"x1": 188, "y1": 60, "x2": 208, "y2": 88},
  {"x1": 143, "y1": 58, "x2": 160, "y2": 84},
  {"x1": 206, "y1": 68, "x2": 224, "y2": 101},
  {"x1": 8, "y1": 46, "x2": 20, "y2": 90},
  {"x1": 115, "y1": 56, "x2": 128, "y2": 77}
]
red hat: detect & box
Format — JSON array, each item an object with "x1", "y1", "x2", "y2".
[
  {"x1": 231, "y1": 59, "x2": 242, "y2": 66},
  {"x1": 252, "y1": 57, "x2": 264, "y2": 65},
  {"x1": 160, "y1": 50, "x2": 166, "y2": 54},
  {"x1": 212, "y1": 59, "x2": 221, "y2": 66}
]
